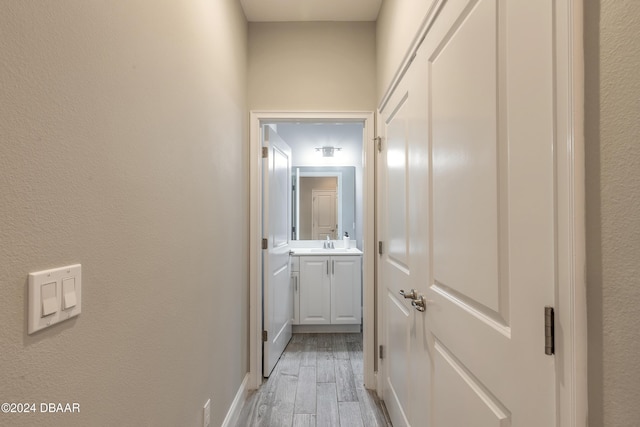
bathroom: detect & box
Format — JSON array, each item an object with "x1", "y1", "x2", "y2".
[{"x1": 262, "y1": 120, "x2": 365, "y2": 347}]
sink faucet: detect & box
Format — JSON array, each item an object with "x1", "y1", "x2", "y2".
[{"x1": 323, "y1": 236, "x2": 334, "y2": 249}]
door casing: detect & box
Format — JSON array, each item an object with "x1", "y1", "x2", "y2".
[{"x1": 249, "y1": 111, "x2": 376, "y2": 389}]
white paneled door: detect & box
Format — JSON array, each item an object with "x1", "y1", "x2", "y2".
[
  {"x1": 263, "y1": 125, "x2": 293, "y2": 377},
  {"x1": 379, "y1": 0, "x2": 557, "y2": 425}
]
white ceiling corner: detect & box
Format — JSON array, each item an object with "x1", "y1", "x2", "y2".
[{"x1": 240, "y1": 0, "x2": 382, "y2": 22}]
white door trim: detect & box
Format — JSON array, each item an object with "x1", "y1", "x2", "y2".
[
  {"x1": 249, "y1": 111, "x2": 376, "y2": 389},
  {"x1": 374, "y1": 0, "x2": 587, "y2": 424},
  {"x1": 554, "y1": 1, "x2": 587, "y2": 425}
]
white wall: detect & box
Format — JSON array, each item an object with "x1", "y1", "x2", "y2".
[
  {"x1": 585, "y1": 1, "x2": 640, "y2": 425},
  {"x1": 0, "y1": 1, "x2": 248, "y2": 426},
  {"x1": 248, "y1": 22, "x2": 376, "y2": 111},
  {"x1": 376, "y1": 0, "x2": 435, "y2": 100}
]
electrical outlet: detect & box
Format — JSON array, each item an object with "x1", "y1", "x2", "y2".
[{"x1": 203, "y1": 399, "x2": 211, "y2": 427}]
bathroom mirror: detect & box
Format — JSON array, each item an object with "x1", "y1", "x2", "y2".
[
  {"x1": 263, "y1": 121, "x2": 363, "y2": 244},
  {"x1": 292, "y1": 166, "x2": 356, "y2": 240}
]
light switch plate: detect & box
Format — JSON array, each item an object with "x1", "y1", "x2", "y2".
[{"x1": 28, "y1": 264, "x2": 82, "y2": 334}]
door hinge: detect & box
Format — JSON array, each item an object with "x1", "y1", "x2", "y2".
[
  {"x1": 374, "y1": 136, "x2": 383, "y2": 152},
  {"x1": 262, "y1": 238, "x2": 268, "y2": 250},
  {"x1": 262, "y1": 147, "x2": 268, "y2": 158},
  {"x1": 379, "y1": 345, "x2": 384, "y2": 360},
  {"x1": 378, "y1": 241, "x2": 383, "y2": 255},
  {"x1": 262, "y1": 330, "x2": 268, "y2": 342},
  {"x1": 544, "y1": 306, "x2": 555, "y2": 355}
]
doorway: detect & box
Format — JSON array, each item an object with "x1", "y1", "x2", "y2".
[{"x1": 249, "y1": 112, "x2": 376, "y2": 389}]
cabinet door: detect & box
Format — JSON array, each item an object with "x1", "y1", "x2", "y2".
[
  {"x1": 331, "y1": 256, "x2": 362, "y2": 324},
  {"x1": 299, "y1": 256, "x2": 331, "y2": 324}
]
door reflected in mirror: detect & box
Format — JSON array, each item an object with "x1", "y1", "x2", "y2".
[
  {"x1": 293, "y1": 167, "x2": 356, "y2": 240},
  {"x1": 302, "y1": 176, "x2": 337, "y2": 240}
]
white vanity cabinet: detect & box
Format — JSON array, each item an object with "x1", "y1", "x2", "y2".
[{"x1": 297, "y1": 255, "x2": 361, "y2": 325}]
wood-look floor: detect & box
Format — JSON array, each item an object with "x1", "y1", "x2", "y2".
[{"x1": 237, "y1": 333, "x2": 391, "y2": 427}]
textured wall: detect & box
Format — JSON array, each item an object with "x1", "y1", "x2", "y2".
[
  {"x1": 585, "y1": 1, "x2": 640, "y2": 425},
  {"x1": 0, "y1": 1, "x2": 248, "y2": 426},
  {"x1": 248, "y1": 22, "x2": 376, "y2": 111}
]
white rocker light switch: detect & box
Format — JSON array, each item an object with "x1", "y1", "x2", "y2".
[
  {"x1": 62, "y1": 277, "x2": 77, "y2": 310},
  {"x1": 41, "y1": 282, "x2": 57, "y2": 317}
]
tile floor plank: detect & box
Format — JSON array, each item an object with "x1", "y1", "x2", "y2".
[
  {"x1": 316, "y1": 383, "x2": 340, "y2": 427},
  {"x1": 335, "y1": 359, "x2": 358, "y2": 402},
  {"x1": 278, "y1": 341, "x2": 302, "y2": 377},
  {"x1": 345, "y1": 332, "x2": 362, "y2": 343},
  {"x1": 300, "y1": 334, "x2": 318, "y2": 367},
  {"x1": 269, "y1": 373, "x2": 297, "y2": 427},
  {"x1": 294, "y1": 366, "x2": 317, "y2": 414},
  {"x1": 292, "y1": 413, "x2": 315, "y2": 427},
  {"x1": 316, "y1": 333, "x2": 333, "y2": 349},
  {"x1": 241, "y1": 358, "x2": 282, "y2": 427},
  {"x1": 332, "y1": 333, "x2": 349, "y2": 360},
  {"x1": 339, "y1": 401, "x2": 365, "y2": 427},
  {"x1": 316, "y1": 349, "x2": 336, "y2": 383}
]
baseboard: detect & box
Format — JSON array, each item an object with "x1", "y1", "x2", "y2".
[
  {"x1": 221, "y1": 373, "x2": 249, "y2": 427},
  {"x1": 293, "y1": 324, "x2": 361, "y2": 333}
]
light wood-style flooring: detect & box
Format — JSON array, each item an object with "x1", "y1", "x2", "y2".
[{"x1": 237, "y1": 333, "x2": 391, "y2": 427}]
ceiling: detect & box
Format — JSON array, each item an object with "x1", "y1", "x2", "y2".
[{"x1": 240, "y1": 0, "x2": 382, "y2": 22}]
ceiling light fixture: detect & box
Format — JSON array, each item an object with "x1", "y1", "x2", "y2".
[{"x1": 315, "y1": 146, "x2": 342, "y2": 157}]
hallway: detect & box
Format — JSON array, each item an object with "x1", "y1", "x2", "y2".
[
  {"x1": 238, "y1": 333, "x2": 390, "y2": 426},
  {"x1": 0, "y1": 1, "x2": 607, "y2": 425}
]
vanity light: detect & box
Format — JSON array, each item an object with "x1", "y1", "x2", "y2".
[{"x1": 315, "y1": 146, "x2": 342, "y2": 157}]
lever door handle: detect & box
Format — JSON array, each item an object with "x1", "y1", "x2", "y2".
[
  {"x1": 399, "y1": 289, "x2": 417, "y2": 300},
  {"x1": 411, "y1": 295, "x2": 427, "y2": 312}
]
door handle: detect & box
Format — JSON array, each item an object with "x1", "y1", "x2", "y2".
[
  {"x1": 399, "y1": 289, "x2": 417, "y2": 300},
  {"x1": 332, "y1": 260, "x2": 335, "y2": 275},
  {"x1": 326, "y1": 260, "x2": 329, "y2": 275},
  {"x1": 411, "y1": 295, "x2": 427, "y2": 312}
]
